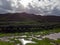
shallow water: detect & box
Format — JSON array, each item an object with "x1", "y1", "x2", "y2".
[
  {"x1": 43, "y1": 33, "x2": 60, "y2": 40},
  {"x1": 0, "y1": 35, "x2": 36, "y2": 45},
  {"x1": 19, "y1": 38, "x2": 35, "y2": 45},
  {"x1": 0, "y1": 33, "x2": 60, "y2": 45}
]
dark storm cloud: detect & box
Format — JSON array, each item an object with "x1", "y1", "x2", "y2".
[
  {"x1": 0, "y1": 0, "x2": 12, "y2": 10},
  {"x1": 0, "y1": 0, "x2": 25, "y2": 13}
]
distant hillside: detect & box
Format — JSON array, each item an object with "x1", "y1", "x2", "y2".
[{"x1": 0, "y1": 12, "x2": 60, "y2": 22}]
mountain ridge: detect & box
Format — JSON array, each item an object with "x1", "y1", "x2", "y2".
[{"x1": 0, "y1": 12, "x2": 60, "y2": 22}]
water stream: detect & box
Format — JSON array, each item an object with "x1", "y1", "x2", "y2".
[{"x1": 0, "y1": 32, "x2": 60, "y2": 45}]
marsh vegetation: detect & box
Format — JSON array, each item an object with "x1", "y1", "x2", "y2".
[{"x1": 0, "y1": 22, "x2": 60, "y2": 45}]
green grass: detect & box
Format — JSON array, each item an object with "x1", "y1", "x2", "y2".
[
  {"x1": 10, "y1": 38, "x2": 22, "y2": 45},
  {"x1": 0, "y1": 41, "x2": 15, "y2": 45},
  {"x1": 30, "y1": 28, "x2": 60, "y2": 36},
  {"x1": 0, "y1": 21, "x2": 41, "y2": 25},
  {"x1": 0, "y1": 28, "x2": 60, "y2": 37},
  {"x1": 55, "y1": 39, "x2": 60, "y2": 44}
]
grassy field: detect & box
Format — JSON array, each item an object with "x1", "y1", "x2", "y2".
[
  {"x1": 0, "y1": 22, "x2": 60, "y2": 45},
  {"x1": 0, "y1": 28, "x2": 60, "y2": 45},
  {"x1": 0, "y1": 28, "x2": 60, "y2": 37},
  {"x1": 0, "y1": 37, "x2": 60, "y2": 45},
  {"x1": 0, "y1": 41, "x2": 15, "y2": 45}
]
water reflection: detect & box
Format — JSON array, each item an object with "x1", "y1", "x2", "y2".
[{"x1": 43, "y1": 33, "x2": 60, "y2": 40}]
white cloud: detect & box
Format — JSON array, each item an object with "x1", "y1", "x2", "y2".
[
  {"x1": 0, "y1": 0, "x2": 60, "y2": 16},
  {"x1": 26, "y1": 0, "x2": 60, "y2": 15}
]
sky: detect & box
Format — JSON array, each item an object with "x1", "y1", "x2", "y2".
[{"x1": 0, "y1": 0, "x2": 60, "y2": 16}]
